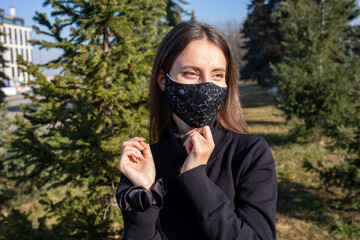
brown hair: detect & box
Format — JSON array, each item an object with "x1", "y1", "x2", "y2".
[{"x1": 149, "y1": 22, "x2": 248, "y2": 143}]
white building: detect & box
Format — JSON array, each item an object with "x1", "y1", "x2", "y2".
[{"x1": 1, "y1": 7, "x2": 32, "y2": 95}]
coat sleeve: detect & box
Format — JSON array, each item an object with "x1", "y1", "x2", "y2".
[
  {"x1": 175, "y1": 137, "x2": 277, "y2": 240},
  {"x1": 116, "y1": 175, "x2": 162, "y2": 240}
]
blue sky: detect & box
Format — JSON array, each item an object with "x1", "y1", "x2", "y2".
[
  {"x1": 0, "y1": 0, "x2": 250, "y2": 73},
  {"x1": 1, "y1": 0, "x2": 249, "y2": 27},
  {"x1": 1, "y1": 0, "x2": 359, "y2": 74}
]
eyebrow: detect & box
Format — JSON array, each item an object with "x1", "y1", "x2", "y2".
[{"x1": 180, "y1": 65, "x2": 226, "y2": 72}]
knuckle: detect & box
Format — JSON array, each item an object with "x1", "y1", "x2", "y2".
[{"x1": 197, "y1": 148, "x2": 205, "y2": 154}]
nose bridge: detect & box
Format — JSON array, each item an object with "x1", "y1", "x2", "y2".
[{"x1": 200, "y1": 72, "x2": 211, "y2": 83}]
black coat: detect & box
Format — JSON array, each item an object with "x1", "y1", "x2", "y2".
[{"x1": 116, "y1": 119, "x2": 277, "y2": 240}]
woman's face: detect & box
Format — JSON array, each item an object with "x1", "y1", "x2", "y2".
[{"x1": 169, "y1": 38, "x2": 227, "y2": 88}]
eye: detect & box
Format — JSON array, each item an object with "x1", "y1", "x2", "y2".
[
  {"x1": 212, "y1": 73, "x2": 225, "y2": 80},
  {"x1": 183, "y1": 71, "x2": 198, "y2": 79}
]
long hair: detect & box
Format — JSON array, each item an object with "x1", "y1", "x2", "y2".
[{"x1": 149, "y1": 22, "x2": 248, "y2": 144}]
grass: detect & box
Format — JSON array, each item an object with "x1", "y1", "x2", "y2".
[{"x1": 240, "y1": 84, "x2": 360, "y2": 240}]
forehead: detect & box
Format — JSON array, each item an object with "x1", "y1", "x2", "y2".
[{"x1": 172, "y1": 39, "x2": 227, "y2": 69}]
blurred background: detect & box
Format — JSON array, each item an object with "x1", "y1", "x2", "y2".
[{"x1": 0, "y1": 0, "x2": 359, "y2": 239}]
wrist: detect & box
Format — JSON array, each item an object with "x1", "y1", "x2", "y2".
[{"x1": 143, "y1": 180, "x2": 155, "y2": 189}]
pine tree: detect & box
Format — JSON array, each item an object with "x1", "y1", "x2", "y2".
[
  {"x1": 241, "y1": 0, "x2": 284, "y2": 86},
  {"x1": 165, "y1": 0, "x2": 189, "y2": 26},
  {"x1": 0, "y1": 25, "x2": 8, "y2": 103},
  {"x1": 3, "y1": 0, "x2": 167, "y2": 238},
  {"x1": 273, "y1": 0, "x2": 359, "y2": 129}
]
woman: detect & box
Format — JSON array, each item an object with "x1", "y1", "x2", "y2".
[{"x1": 116, "y1": 22, "x2": 277, "y2": 240}]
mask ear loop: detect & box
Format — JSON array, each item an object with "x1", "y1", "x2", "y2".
[{"x1": 166, "y1": 73, "x2": 175, "y2": 82}]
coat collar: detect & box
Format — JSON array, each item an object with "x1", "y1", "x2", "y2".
[{"x1": 165, "y1": 117, "x2": 227, "y2": 155}]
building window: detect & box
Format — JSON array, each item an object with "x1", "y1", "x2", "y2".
[
  {"x1": 14, "y1": 29, "x2": 17, "y2": 45},
  {"x1": 26, "y1": 49, "x2": 29, "y2": 61},
  {"x1": 3, "y1": 27, "x2": 6, "y2": 44},
  {"x1": 9, "y1": 28, "x2": 12, "y2": 44},
  {"x1": 12, "y1": 67, "x2": 15, "y2": 78},
  {"x1": 19, "y1": 30, "x2": 23, "y2": 45},
  {"x1": 25, "y1": 31, "x2": 28, "y2": 45},
  {"x1": 21, "y1": 49, "x2": 24, "y2": 58},
  {"x1": 10, "y1": 48, "x2": 13, "y2": 63},
  {"x1": 16, "y1": 48, "x2": 18, "y2": 61}
]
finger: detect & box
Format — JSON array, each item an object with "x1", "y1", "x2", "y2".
[
  {"x1": 189, "y1": 131, "x2": 213, "y2": 154},
  {"x1": 129, "y1": 137, "x2": 146, "y2": 142},
  {"x1": 185, "y1": 141, "x2": 193, "y2": 155},
  {"x1": 122, "y1": 139, "x2": 145, "y2": 151},
  {"x1": 139, "y1": 141, "x2": 149, "y2": 150},
  {"x1": 188, "y1": 132, "x2": 202, "y2": 153},
  {"x1": 197, "y1": 126, "x2": 214, "y2": 146},
  {"x1": 122, "y1": 146, "x2": 144, "y2": 160},
  {"x1": 128, "y1": 154, "x2": 140, "y2": 163},
  {"x1": 139, "y1": 141, "x2": 152, "y2": 158},
  {"x1": 118, "y1": 151, "x2": 142, "y2": 172},
  {"x1": 118, "y1": 152, "x2": 142, "y2": 172},
  {"x1": 190, "y1": 131, "x2": 207, "y2": 144},
  {"x1": 183, "y1": 135, "x2": 193, "y2": 154},
  {"x1": 123, "y1": 140, "x2": 145, "y2": 150}
]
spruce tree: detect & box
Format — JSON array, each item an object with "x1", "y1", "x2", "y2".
[
  {"x1": 190, "y1": 10, "x2": 196, "y2": 22},
  {"x1": 241, "y1": 0, "x2": 283, "y2": 86},
  {"x1": 317, "y1": 22, "x2": 360, "y2": 197},
  {"x1": 0, "y1": 25, "x2": 8, "y2": 103},
  {"x1": 320, "y1": 75, "x2": 360, "y2": 197},
  {"x1": 165, "y1": 0, "x2": 189, "y2": 27},
  {"x1": 3, "y1": 0, "x2": 167, "y2": 238},
  {"x1": 273, "y1": 0, "x2": 359, "y2": 129},
  {"x1": 0, "y1": 27, "x2": 10, "y2": 207},
  {"x1": 0, "y1": 103, "x2": 11, "y2": 210}
]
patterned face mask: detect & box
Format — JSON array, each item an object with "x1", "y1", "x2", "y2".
[{"x1": 164, "y1": 73, "x2": 228, "y2": 128}]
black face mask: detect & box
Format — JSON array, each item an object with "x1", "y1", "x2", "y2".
[{"x1": 164, "y1": 73, "x2": 228, "y2": 128}]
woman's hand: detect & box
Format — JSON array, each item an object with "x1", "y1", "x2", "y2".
[
  {"x1": 181, "y1": 126, "x2": 215, "y2": 173},
  {"x1": 118, "y1": 137, "x2": 155, "y2": 189}
]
